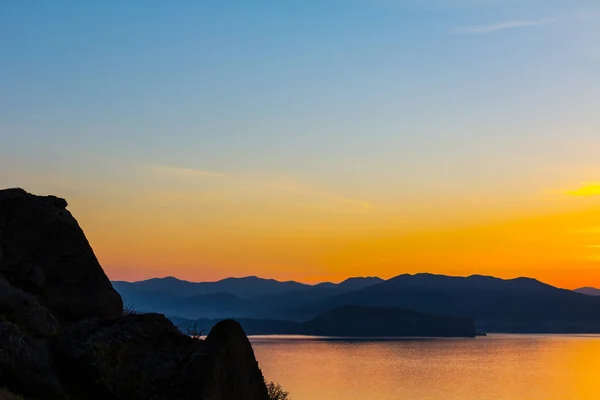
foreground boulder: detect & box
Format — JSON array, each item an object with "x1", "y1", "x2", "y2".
[
  {"x1": 199, "y1": 320, "x2": 270, "y2": 400},
  {"x1": 0, "y1": 320, "x2": 64, "y2": 398},
  {"x1": 56, "y1": 315, "x2": 268, "y2": 400},
  {"x1": 0, "y1": 188, "x2": 269, "y2": 400},
  {"x1": 0, "y1": 275, "x2": 59, "y2": 338},
  {"x1": 0, "y1": 188, "x2": 123, "y2": 322}
]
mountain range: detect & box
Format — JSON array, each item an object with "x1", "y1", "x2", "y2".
[
  {"x1": 575, "y1": 287, "x2": 600, "y2": 296},
  {"x1": 114, "y1": 274, "x2": 600, "y2": 334},
  {"x1": 112, "y1": 276, "x2": 383, "y2": 319}
]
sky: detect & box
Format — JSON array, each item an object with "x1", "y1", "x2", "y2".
[{"x1": 1, "y1": 0, "x2": 600, "y2": 288}]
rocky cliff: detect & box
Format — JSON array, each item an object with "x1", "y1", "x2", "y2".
[{"x1": 0, "y1": 188, "x2": 270, "y2": 400}]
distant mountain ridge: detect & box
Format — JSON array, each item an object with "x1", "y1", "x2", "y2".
[
  {"x1": 575, "y1": 287, "x2": 600, "y2": 296},
  {"x1": 113, "y1": 275, "x2": 383, "y2": 319},
  {"x1": 113, "y1": 273, "x2": 600, "y2": 333},
  {"x1": 293, "y1": 273, "x2": 600, "y2": 332},
  {"x1": 113, "y1": 275, "x2": 311, "y2": 299}
]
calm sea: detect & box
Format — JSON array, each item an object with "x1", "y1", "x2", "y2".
[{"x1": 251, "y1": 334, "x2": 600, "y2": 400}]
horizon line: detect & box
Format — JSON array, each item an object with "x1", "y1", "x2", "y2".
[{"x1": 109, "y1": 272, "x2": 584, "y2": 289}]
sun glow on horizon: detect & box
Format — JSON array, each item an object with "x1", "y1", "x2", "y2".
[
  {"x1": 565, "y1": 183, "x2": 600, "y2": 197},
  {"x1": 68, "y1": 182, "x2": 600, "y2": 290},
  {"x1": 1, "y1": 0, "x2": 600, "y2": 290}
]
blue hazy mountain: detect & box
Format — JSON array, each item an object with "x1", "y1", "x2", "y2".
[
  {"x1": 116, "y1": 288, "x2": 249, "y2": 319},
  {"x1": 114, "y1": 273, "x2": 600, "y2": 332},
  {"x1": 292, "y1": 273, "x2": 600, "y2": 333},
  {"x1": 575, "y1": 287, "x2": 600, "y2": 296},
  {"x1": 113, "y1": 276, "x2": 310, "y2": 299},
  {"x1": 113, "y1": 275, "x2": 383, "y2": 319},
  {"x1": 246, "y1": 276, "x2": 384, "y2": 319}
]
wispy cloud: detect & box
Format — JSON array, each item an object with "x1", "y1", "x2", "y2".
[
  {"x1": 267, "y1": 177, "x2": 373, "y2": 211},
  {"x1": 140, "y1": 163, "x2": 373, "y2": 212},
  {"x1": 336, "y1": 197, "x2": 373, "y2": 210},
  {"x1": 455, "y1": 18, "x2": 556, "y2": 34},
  {"x1": 565, "y1": 183, "x2": 600, "y2": 197}
]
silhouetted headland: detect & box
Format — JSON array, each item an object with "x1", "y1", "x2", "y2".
[{"x1": 0, "y1": 188, "x2": 269, "y2": 400}]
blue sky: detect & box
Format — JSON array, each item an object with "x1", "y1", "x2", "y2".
[
  {"x1": 2, "y1": 1, "x2": 599, "y2": 182},
  {"x1": 1, "y1": 1, "x2": 600, "y2": 284},
  {"x1": 2, "y1": 0, "x2": 599, "y2": 204}
]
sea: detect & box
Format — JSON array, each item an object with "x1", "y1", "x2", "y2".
[{"x1": 251, "y1": 334, "x2": 600, "y2": 400}]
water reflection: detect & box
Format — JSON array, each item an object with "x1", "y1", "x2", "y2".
[{"x1": 252, "y1": 334, "x2": 600, "y2": 400}]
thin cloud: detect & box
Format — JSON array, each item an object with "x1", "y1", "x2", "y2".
[
  {"x1": 336, "y1": 197, "x2": 373, "y2": 210},
  {"x1": 565, "y1": 183, "x2": 600, "y2": 197},
  {"x1": 140, "y1": 163, "x2": 372, "y2": 212},
  {"x1": 455, "y1": 18, "x2": 556, "y2": 34}
]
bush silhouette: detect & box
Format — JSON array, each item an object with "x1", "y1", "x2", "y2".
[
  {"x1": 265, "y1": 380, "x2": 290, "y2": 400},
  {"x1": 0, "y1": 388, "x2": 24, "y2": 400}
]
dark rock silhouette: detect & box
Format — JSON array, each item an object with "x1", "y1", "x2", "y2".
[
  {"x1": 0, "y1": 188, "x2": 269, "y2": 400},
  {"x1": 0, "y1": 188, "x2": 122, "y2": 322},
  {"x1": 199, "y1": 320, "x2": 272, "y2": 400},
  {"x1": 0, "y1": 275, "x2": 59, "y2": 338},
  {"x1": 0, "y1": 320, "x2": 65, "y2": 397},
  {"x1": 58, "y1": 313, "x2": 219, "y2": 400}
]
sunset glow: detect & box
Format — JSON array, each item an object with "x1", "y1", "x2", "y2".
[{"x1": 2, "y1": 1, "x2": 599, "y2": 288}]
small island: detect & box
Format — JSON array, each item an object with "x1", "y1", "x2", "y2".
[
  {"x1": 174, "y1": 305, "x2": 477, "y2": 338},
  {"x1": 300, "y1": 305, "x2": 477, "y2": 338}
]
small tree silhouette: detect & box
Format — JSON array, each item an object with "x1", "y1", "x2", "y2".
[
  {"x1": 0, "y1": 387, "x2": 25, "y2": 400},
  {"x1": 186, "y1": 323, "x2": 205, "y2": 338},
  {"x1": 122, "y1": 302, "x2": 136, "y2": 315},
  {"x1": 265, "y1": 380, "x2": 291, "y2": 400}
]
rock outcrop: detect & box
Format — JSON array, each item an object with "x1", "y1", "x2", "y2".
[
  {"x1": 0, "y1": 188, "x2": 269, "y2": 400},
  {"x1": 199, "y1": 320, "x2": 271, "y2": 400},
  {"x1": 0, "y1": 188, "x2": 123, "y2": 322}
]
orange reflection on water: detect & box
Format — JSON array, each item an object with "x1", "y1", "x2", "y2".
[{"x1": 252, "y1": 335, "x2": 600, "y2": 400}]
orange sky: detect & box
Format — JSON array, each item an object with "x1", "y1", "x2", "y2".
[
  {"x1": 2, "y1": 0, "x2": 600, "y2": 289},
  {"x1": 45, "y1": 165, "x2": 600, "y2": 290}
]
